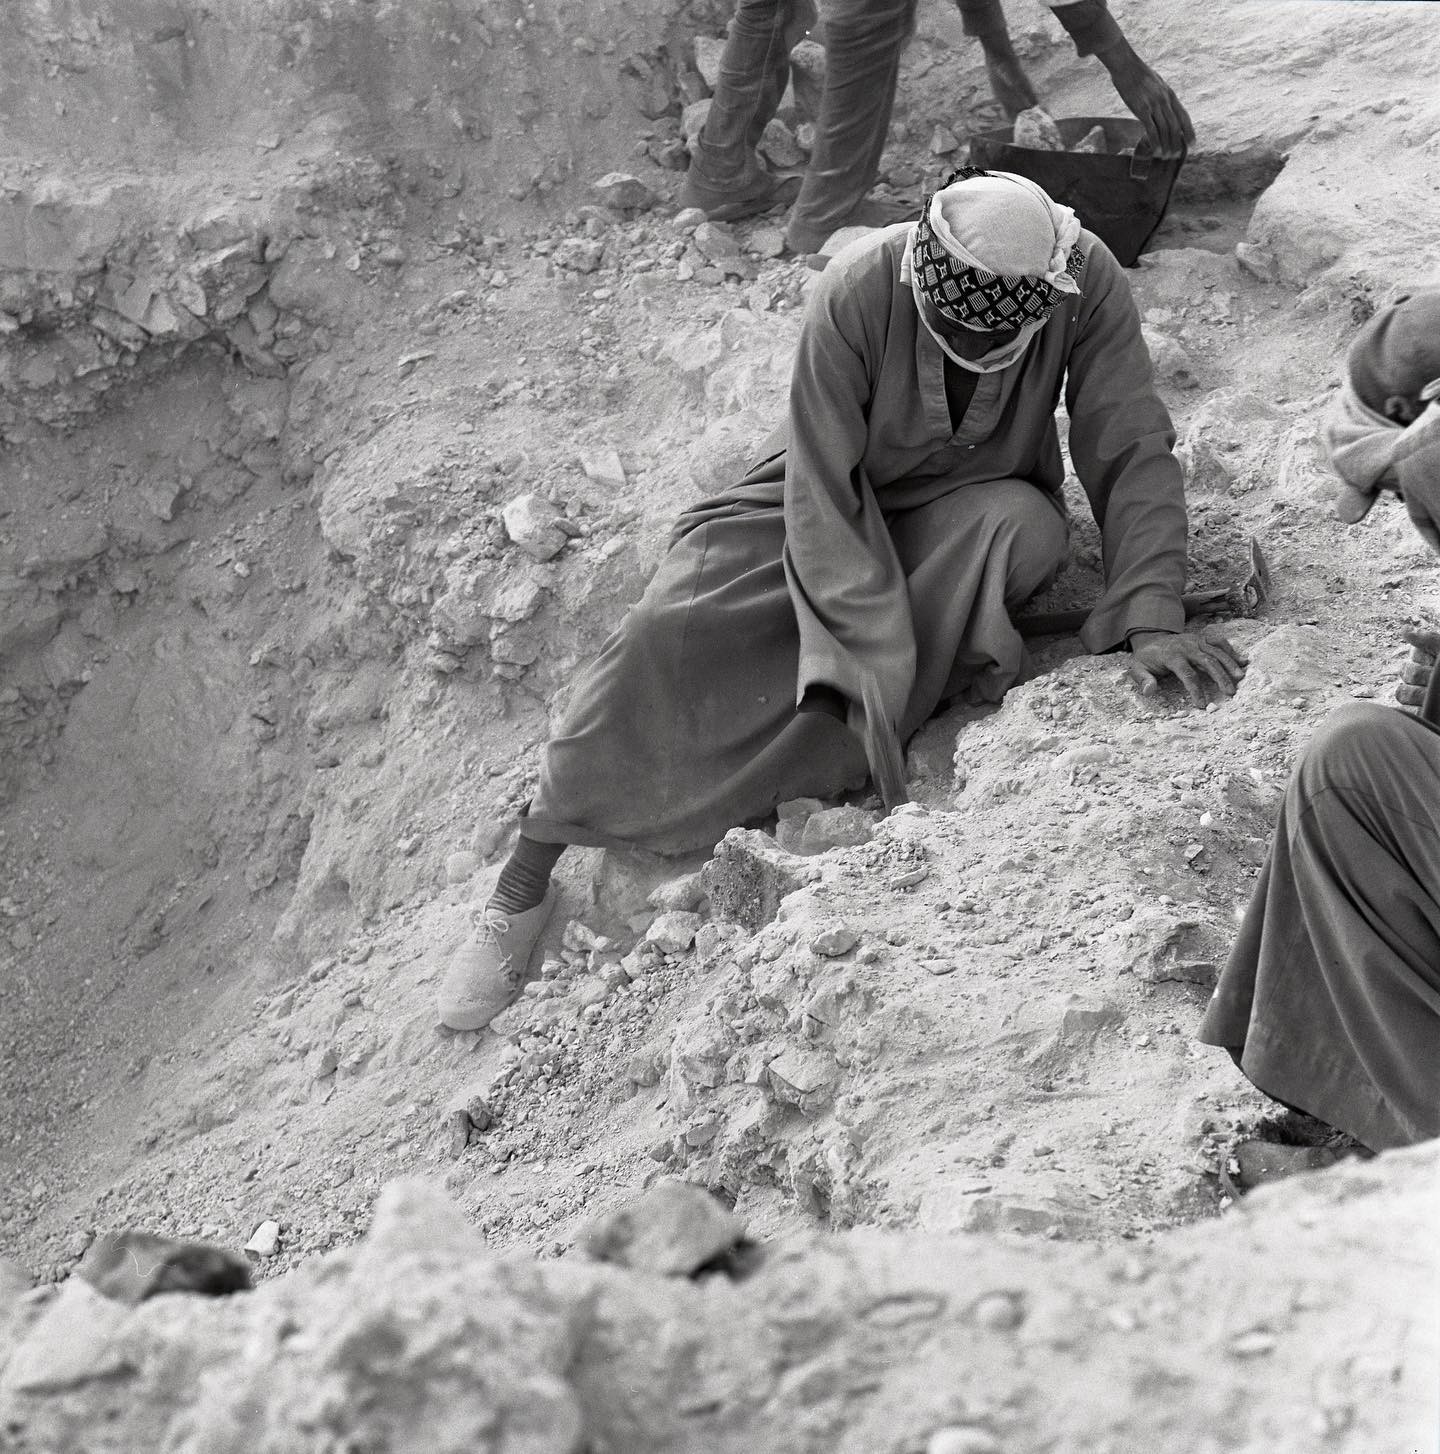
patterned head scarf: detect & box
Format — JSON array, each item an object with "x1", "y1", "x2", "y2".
[{"x1": 911, "y1": 166, "x2": 1083, "y2": 333}]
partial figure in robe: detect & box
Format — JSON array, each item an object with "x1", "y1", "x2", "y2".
[
  {"x1": 1199, "y1": 287, "x2": 1440, "y2": 1152},
  {"x1": 438, "y1": 167, "x2": 1245, "y2": 1031}
]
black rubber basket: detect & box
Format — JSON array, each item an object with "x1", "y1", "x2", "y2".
[{"x1": 968, "y1": 116, "x2": 1185, "y2": 267}]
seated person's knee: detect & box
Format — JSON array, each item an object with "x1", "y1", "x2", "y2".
[{"x1": 1299, "y1": 701, "x2": 1414, "y2": 790}]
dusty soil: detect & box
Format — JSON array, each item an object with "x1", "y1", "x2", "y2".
[{"x1": 1, "y1": 0, "x2": 1439, "y2": 1441}]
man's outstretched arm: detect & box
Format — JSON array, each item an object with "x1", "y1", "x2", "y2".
[{"x1": 955, "y1": 0, "x2": 1195, "y2": 156}]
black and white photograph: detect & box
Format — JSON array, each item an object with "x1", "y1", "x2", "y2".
[{"x1": 0, "y1": 0, "x2": 1437, "y2": 1448}]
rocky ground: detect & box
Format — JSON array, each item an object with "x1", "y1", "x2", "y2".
[
  {"x1": 3, "y1": 1146, "x2": 1437, "y2": 1454},
  {"x1": 1, "y1": 0, "x2": 1439, "y2": 1445}
]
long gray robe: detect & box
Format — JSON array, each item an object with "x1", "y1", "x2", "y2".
[
  {"x1": 524, "y1": 227, "x2": 1187, "y2": 853},
  {"x1": 1199, "y1": 702, "x2": 1440, "y2": 1150}
]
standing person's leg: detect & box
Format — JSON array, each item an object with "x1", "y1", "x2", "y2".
[
  {"x1": 784, "y1": 0, "x2": 920, "y2": 255},
  {"x1": 954, "y1": 0, "x2": 1040, "y2": 117},
  {"x1": 1198, "y1": 703, "x2": 1440, "y2": 1150},
  {"x1": 888, "y1": 477, "x2": 1069, "y2": 731},
  {"x1": 744, "y1": 0, "x2": 818, "y2": 153},
  {"x1": 682, "y1": 0, "x2": 808, "y2": 217}
]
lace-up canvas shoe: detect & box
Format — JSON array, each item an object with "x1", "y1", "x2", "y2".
[{"x1": 437, "y1": 890, "x2": 556, "y2": 1031}]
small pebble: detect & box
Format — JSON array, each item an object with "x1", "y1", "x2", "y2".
[
  {"x1": 928, "y1": 1428, "x2": 1001, "y2": 1454},
  {"x1": 1229, "y1": 1329, "x2": 1277, "y2": 1358},
  {"x1": 243, "y1": 1220, "x2": 281, "y2": 1260},
  {"x1": 810, "y1": 926, "x2": 859, "y2": 957},
  {"x1": 971, "y1": 1291, "x2": 1025, "y2": 1331}
]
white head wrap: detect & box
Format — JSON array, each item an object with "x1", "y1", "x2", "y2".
[
  {"x1": 899, "y1": 169, "x2": 1084, "y2": 373},
  {"x1": 927, "y1": 170, "x2": 1082, "y2": 302}
]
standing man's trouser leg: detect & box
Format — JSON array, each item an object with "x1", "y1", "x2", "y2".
[
  {"x1": 691, "y1": 0, "x2": 812, "y2": 189},
  {"x1": 785, "y1": 0, "x2": 919, "y2": 253}
]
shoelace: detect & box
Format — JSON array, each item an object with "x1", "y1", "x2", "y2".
[{"x1": 478, "y1": 905, "x2": 511, "y2": 939}]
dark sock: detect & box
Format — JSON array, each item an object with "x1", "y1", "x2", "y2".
[{"x1": 490, "y1": 834, "x2": 564, "y2": 915}]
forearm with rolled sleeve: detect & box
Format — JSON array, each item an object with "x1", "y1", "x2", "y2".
[
  {"x1": 958, "y1": 0, "x2": 1124, "y2": 57},
  {"x1": 1064, "y1": 246, "x2": 1188, "y2": 653}
]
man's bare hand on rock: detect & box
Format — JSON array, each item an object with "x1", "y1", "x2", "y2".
[
  {"x1": 1126, "y1": 627, "x2": 1247, "y2": 708},
  {"x1": 1398, "y1": 627, "x2": 1440, "y2": 709}
]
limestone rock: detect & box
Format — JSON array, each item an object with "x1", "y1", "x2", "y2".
[
  {"x1": 1058, "y1": 998, "x2": 1124, "y2": 1040},
  {"x1": 809, "y1": 926, "x2": 859, "y2": 958},
  {"x1": 702, "y1": 828, "x2": 821, "y2": 931},
  {"x1": 789, "y1": 40, "x2": 827, "y2": 121},
  {"x1": 0, "y1": 1280, "x2": 132, "y2": 1394},
  {"x1": 1232, "y1": 1140, "x2": 1339, "y2": 1191},
  {"x1": 686, "y1": 409, "x2": 767, "y2": 494},
  {"x1": 692, "y1": 221, "x2": 741, "y2": 263},
  {"x1": 1175, "y1": 433, "x2": 1236, "y2": 493},
  {"x1": 961, "y1": 1191, "x2": 1096, "y2": 1238},
  {"x1": 583, "y1": 1178, "x2": 746, "y2": 1275},
  {"x1": 445, "y1": 850, "x2": 480, "y2": 884},
  {"x1": 930, "y1": 124, "x2": 961, "y2": 156},
  {"x1": 1071, "y1": 124, "x2": 1108, "y2": 155},
  {"x1": 928, "y1": 1429, "x2": 1001, "y2": 1454},
  {"x1": 671, "y1": 1015, "x2": 734, "y2": 1092},
  {"x1": 4, "y1": 1146, "x2": 1438, "y2": 1450},
  {"x1": 1141, "y1": 325, "x2": 1199, "y2": 389},
  {"x1": 662, "y1": 325, "x2": 725, "y2": 387},
  {"x1": 1012, "y1": 106, "x2": 1065, "y2": 151},
  {"x1": 592, "y1": 173, "x2": 655, "y2": 212},
  {"x1": 578, "y1": 445, "x2": 627, "y2": 490},
  {"x1": 0, "y1": 1258, "x2": 30, "y2": 1304},
  {"x1": 767, "y1": 1046, "x2": 838, "y2": 1110},
  {"x1": 1236, "y1": 624, "x2": 1344, "y2": 706},
  {"x1": 694, "y1": 34, "x2": 725, "y2": 91},
  {"x1": 681, "y1": 99, "x2": 712, "y2": 148},
  {"x1": 593, "y1": 845, "x2": 709, "y2": 925},
  {"x1": 749, "y1": 226, "x2": 787, "y2": 259},
  {"x1": 1235, "y1": 241, "x2": 1280, "y2": 283},
  {"x1": 798, "y1": 805, "x2": 876, "y2": 855},
  {"x1": 648, "y1": 871, "x2": 708, "y2": 914},
  {"x1": 646, "y1": 910, "x2": 703, "y2": 954},
  {"x1": 553, "y1": 237, "x2": 606, "y2": 273},
  {"x1": 758, "y1": 119, "x2": 805, "y2": 171},
  {"x1": 244, "y1": 1220, "x2": 281, "y2": 1260},
  {"x1": 501, "y1": 494, "x2": 568, "y2": 562},
  {"x1": 1124, "y1": 906, "x2": 1226, "y2": 988}
]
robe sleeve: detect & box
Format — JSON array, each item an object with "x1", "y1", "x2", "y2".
[
  {"x1": 1064, "y1": 242, "x2": 1189, "y2": 653},
  {"x1": 782, "y1": 254, "x2": 916, "y2": 726}
]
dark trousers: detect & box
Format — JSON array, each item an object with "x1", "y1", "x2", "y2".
[
  {"x1": 692, "y1": 0, "x2": 920, "y2": 251},
  {"x1": 1198, "y1": 702, "x2": 1440, "y2": 1150}
]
